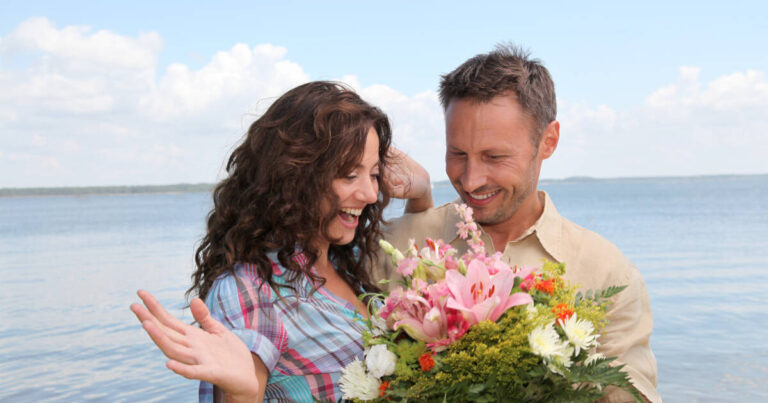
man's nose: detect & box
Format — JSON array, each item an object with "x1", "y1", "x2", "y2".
[{"x1": 461, "y1": 158, "x2": 487, "y2": 193}]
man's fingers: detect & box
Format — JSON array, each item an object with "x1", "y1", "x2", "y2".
[
  {"x1": 137, "y1": 290, "x2": 188, "y2": 334},
  {"x1": 141, "y1": 320, "x2": 196, "y2": 364},
  {"x1": 190, "y1": 298, "x2": 228, "y2": 334}
]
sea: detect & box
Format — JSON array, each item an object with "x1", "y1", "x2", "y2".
[{"x1": 1, "y1": 175, "x2": 766, "y2": 402}]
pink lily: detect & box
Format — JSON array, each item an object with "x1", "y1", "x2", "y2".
[
  {"x1": 380, "y1": 281, "x2": 470, "y2": 351},
  {"x1": 445, "y1": 260, "x2": 533, "y2": 326}
]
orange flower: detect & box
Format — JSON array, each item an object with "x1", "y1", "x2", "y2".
[
  {"x1": 379, "y1": 380, "x2": 391, "y2": 397},
  {"x1": 419, "y1": 352, "x2": 435, "y2": 372},
  {"x1": 552, "y1": 303, "x2": 574, "y2": 322},
  {"x1": 535, "y1": 279, "x2": 555, "y2": 294}
]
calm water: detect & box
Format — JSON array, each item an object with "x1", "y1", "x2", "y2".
[{"x1": 1, "y1": 175, "x2": 766, "y2": 402}]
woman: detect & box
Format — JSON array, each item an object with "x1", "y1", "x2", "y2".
[{"x1": 131, "y1": 81, "x2": 431, "y2": 402}]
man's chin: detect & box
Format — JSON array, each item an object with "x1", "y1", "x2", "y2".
[
  {"x1": 472, "y1": 208, "x2": 504, "y2": 226},
  {"x1": 472, "y1": 199, "x2": 521, "y2": 227}
]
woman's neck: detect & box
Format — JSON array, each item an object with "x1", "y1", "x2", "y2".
[
  {"x1": 311, "y1": 239, "x2": 333, "y2": 276},
  {"x1": 313, "y1": 252, "x2": 335, "y2": 278}
]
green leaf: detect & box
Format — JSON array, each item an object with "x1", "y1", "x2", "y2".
[
  {"x1": 597, "y1": 285, "x2": 628, "y2": 300},
  {"x1": 467, "y1": 384, "x2": 486, "y2": 394}
]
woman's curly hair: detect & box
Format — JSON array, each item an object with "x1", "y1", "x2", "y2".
[{"x1": 189, "y1": 81, "x2": 392, "y2": 301}]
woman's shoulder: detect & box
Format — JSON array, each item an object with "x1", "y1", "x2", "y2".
[
  {"x1": 207, "y1": 262, "x2": 272, "y2": 303},
  {"x1": 208, "y1": 253, "x2": 301, "y2": 298}
]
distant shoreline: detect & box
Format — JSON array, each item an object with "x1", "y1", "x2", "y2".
[
  {"x1": 0, "y1": 183, "x2": 215, "y2": 198},
  {"x1": 1, "y1": 173, "x2": 765, "y2": 197}
]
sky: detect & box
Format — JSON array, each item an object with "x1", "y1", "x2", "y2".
[{"x1": 1, "y1": 1, "x2": 767, "y2": 188}]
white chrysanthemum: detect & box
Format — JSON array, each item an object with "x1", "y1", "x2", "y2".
[
  {"x1": 585, "y1": 352, "x2": 605, "y2": 366},
  {"x1": 558, "y1": 345, "x2": 575, "y2": 367},
  {"x1": 529, "y1": 322, "x2": 569, "y2": 360},
  {"x1": 525, "y1": 303, "x2": 538, "y2": 320},
  {"x1": 546, "y1": 345, "x2": 574, "y2": 375},
  {"x1": 339, "y1": 358, "x2": 380, "y2": 401},
  {"x1": 560, "y1": 313, "x2": 598, "y2": 355},
  {"x1": 364, "y1": 344, "x2": 397, "y2": 378},
  {"x1": 547, "y1": 361, "x2": 562, "y2": 375}
]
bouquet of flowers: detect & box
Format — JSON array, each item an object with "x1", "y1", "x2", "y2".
[{"x1": 339, "y1": 204, "x2": 641, "y2": 402}]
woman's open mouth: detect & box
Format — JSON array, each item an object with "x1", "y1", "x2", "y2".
[{"x1": 338, "y1": 208, "x2": 362, "y2": 228}]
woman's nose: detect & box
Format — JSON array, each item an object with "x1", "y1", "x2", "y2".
[{"x1": 359, "y1": 176, "x2": 379, "y2": 204}]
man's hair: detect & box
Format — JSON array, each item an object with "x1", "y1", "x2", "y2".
[{"x1": 439, "y1": 43, "x2": 556, "y2": 143}]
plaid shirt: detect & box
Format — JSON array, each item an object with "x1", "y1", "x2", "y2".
[{"x1": 199, "y1": 253, "x2": 367, "y2": 402}]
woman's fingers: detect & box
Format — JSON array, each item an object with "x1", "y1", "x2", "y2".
[
  {"x1": 383, "y1": 148, "x2": 408, "y2": 192},
  {"x1": 130, "y1": 302, "x2": 166, "y2": 329},
  {"x1": 166, "y1": 360, "x2": 254, "y2": 398},
  {"x1": 383, "y1": 147, "x2": 430, "y2": 200},
  {"x1": 130, "y1": 300, "x2": 188, "y2": 346},
  {"x1": 131, "y1": 290, "x2": 262, "y2": 396},
  {"x1": 166, "y1": 360, "x2": 211, "y2": 382},
  {"x1": 136, "y1": 290, "x2": 188, "y2": 334},
  {"x1": 190, "y1": 298, "x2": 228, "y2": 334},
  {"x1": 141, "y1": 320, "x2": 196, "y2": 364}
]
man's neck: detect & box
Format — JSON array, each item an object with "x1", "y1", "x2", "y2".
[{"x1": 481, "y1": 191, "x2": 545, "y2": 252}]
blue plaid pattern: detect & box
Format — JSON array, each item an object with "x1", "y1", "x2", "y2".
[{"x1": 199, "y1": 253, "x2": 367, "y2": 402}]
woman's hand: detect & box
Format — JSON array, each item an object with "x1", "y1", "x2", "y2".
[
  {"x1": 130, "y1": 290, "x2": 266, "y2": 402},
  {"x1": 384, "y1": 148, "x2": 433, "y2": 213}
]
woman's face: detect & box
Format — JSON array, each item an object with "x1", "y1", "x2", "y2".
[{"x1": 326, "y1": 127, "x2": 381, "y2": 246}]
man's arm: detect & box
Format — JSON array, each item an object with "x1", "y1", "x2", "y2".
[{"x1": 596, "y1": 266, "x2": 660, "y2": 403}]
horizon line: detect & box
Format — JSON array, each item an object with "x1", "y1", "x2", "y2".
[{"x1": 2, "y1": 172, "x2": 766, "y2": 197}]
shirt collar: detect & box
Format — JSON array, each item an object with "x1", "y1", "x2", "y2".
[
  {"x1": 442, "y1": 198, "x2": 465, "y2": 244},
  {"x1": 443, "y1": 191, "x2": 566, "y2": 262},
  {"x1": 525, "y1": 190, "x2": 565, "y2": 262}
]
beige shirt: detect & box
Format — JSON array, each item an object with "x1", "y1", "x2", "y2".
[{"x1": 375, "y1": 191, "x2": 660, "y2": 403}]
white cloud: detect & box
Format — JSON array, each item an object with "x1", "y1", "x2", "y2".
[
  {"x1": 545, "y1": 66, "x2": 768, "y2": 179},
  {"x1": 139, "y1": 43, "x2": 309, "y2": 123},
  {"x1": 0, "y1": 16, "x2": 162, "y2": 72},
  {"x1": 0, "y1": 18, "x2": 309, "y2": 187},
  {"x1": 32, "y1": 134, "x2": 46, "y2": 146},
  {"x1": 1, "y1": 17, "x2": 766, "y2": 188},
  {"x1": 355, "y1": 82, "x2": 446, "y2": 181}
]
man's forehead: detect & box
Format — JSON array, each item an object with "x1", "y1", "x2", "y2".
[{"x1": 446, "y1": 98, "x2": 534, "y2": 145}]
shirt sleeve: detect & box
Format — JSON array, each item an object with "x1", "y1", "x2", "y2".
[
  {"x1": 198, "y1": 268, "x2": 289, "y2": 402},
  {"x1": 596, "y1": 264, "x2": 660, "y2": 403},
  {"x1": 198, "y1": 265, "x2": 288, "y2": 403},
  {"x1": 205, "y1": 269, "x2": 289, "y2": 371}
]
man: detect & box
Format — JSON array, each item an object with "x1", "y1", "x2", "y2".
[{"x1": 377, "y1": 45, "x2": 660, "y2": 403}]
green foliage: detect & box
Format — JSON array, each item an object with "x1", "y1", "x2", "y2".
[
  {"x1": 391, "y1": 340, "x2": 426, "y2": 380},
  {"x1": 575, "y1": 285, "x2": 628, "y2": 305},
  {"x1": 362, "y1": 260, "x2": 639, "y2": 402}
]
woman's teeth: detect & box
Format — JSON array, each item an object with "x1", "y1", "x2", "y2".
[
  {"x1": 341, "y1": 208, "x2": 362, "y2": 216},
  {"x1": 339, "y1": 208, "x2": 362, "y2": 224}
]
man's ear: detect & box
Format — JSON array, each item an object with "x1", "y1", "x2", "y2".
[{"x1": 538, "y1": 120, "x2": 560, "y2": 160}]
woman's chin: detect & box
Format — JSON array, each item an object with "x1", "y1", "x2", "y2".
[{"x1": 327, "y1": 222, "x2": 358, "y2": 247}]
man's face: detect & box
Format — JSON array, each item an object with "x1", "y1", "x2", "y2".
[{"x1": 445, "y1": 95, "x2": 543, "y2": 226}]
